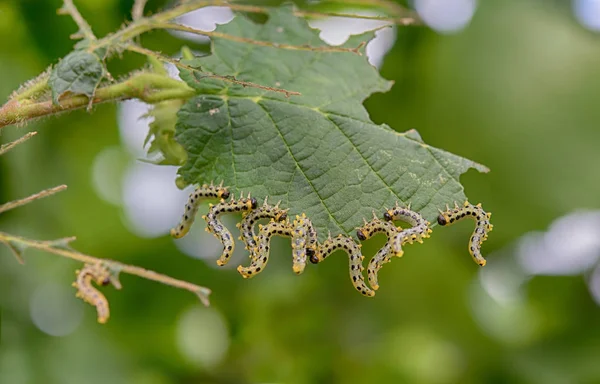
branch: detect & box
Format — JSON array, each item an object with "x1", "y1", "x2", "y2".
[
  {"x1": 132, "y1": 0, "x2": 149, "y2": 21},
  {"x1": 0, "y1": 185, "x2": 67, "y2": 214},
  {"x1": 0, "y1": 231, "x2": 212, "y2": 306},
  {"x1": 0, "y1": 73, "x2": 195, "y2": 129},
  {"x1": 58, "y1": 0, "x2": 97, "y2": 41},
  {"x1": 0, "y1": 131, "x2": 38, "y2": 156},
  {"x1": 154, "y1": 22, "x2": 364, "y2": 54}
]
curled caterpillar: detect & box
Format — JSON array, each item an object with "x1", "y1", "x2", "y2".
[
  {"x1": 237, "y1": 197, "x2": 288, "y2": 253},
  {"x1": 72, "y1": 263, "x2": 119, "y2": 324},
  {"x1": 170, "y1": 182, "x2": 230, "y2": 239},
  {"x1": 313, "y1": 233, "x2": 374, "y2": 297},
  {"x1": 202, "y1": 193, "x2": 258, "y2": 266},
  {"x1": 237, "y1": 214, "x2": 316, "y2": 277},
  {"x1": 437, "y1": 201, "x2": 493, "y2": 266}
]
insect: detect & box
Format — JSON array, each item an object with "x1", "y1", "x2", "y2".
[
  {"x1": 72, "y1": 263, "x2": 119, "y2": 324},
  {"x1": 170, "y1": 182, "x2": 230, "y2": 239},
  {"x1": 437, "y1": 201, "x2": 493, "y2": 266},
  {"x1": 311, "y1": 233, "x2": 374, "y2": 297},
  {"x1": 237, "y1": 197, "x2": 288, "y2": 253},
  {"x1": 237, "y1": 214, "x2": 317, "y2": 278},
  {"x1": 202, "y1": 193, "x2": 257, "y2": 266}
]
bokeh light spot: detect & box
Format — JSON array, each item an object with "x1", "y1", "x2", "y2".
[
  {"x1": 29, "y1": 283, "x2": 83, "y2": 337},
  {"x1": 415, "y1": 0, "x2": 477, "y2": 33}
]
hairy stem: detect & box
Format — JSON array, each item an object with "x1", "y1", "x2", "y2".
[
  {"x1": 0, "y1": 185, "x2": 67, "y2": 214},
  {"x1": 0, "y1": 73, "x2": 195, "y2": 129},
  {"x1": 0, "y1": 131, "x2": 38, "y2": 156},
  {"x1": 0, "y1": 231, "x2": 211, "y2": 305},
  {"x1": 132, "y1": 0, "x2": 149, "y2": 21},
  {"x1": 59, "y1": 0, "x2": 97, "y2": 40}
]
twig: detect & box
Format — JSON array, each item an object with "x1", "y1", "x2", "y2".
[
  {"x1": 0, "y1": 73, "x2": 196, "y2": 129},
  {"x1": 0, "y1": 132, "x2": 38, "y2": 156},
  {"x1": 0, "y1": 185, "x2": 67, "y2": 215},
  {"x1": 0, "y1": 231, "x2": 212, "y2": 306},
  {"x1": 132, "y1": 0, "x2": 149, "y2": 21},
  {"x1": 125, "y1": 45, "x2": 302, "y2": 97},
  {"x1": 58, "y1": 0, "x2": 97, "y2": 41},
  {"x1": 154, "y1": 22, "x2": 364, "y2": 54}
]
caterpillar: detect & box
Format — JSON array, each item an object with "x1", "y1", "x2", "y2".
[
  {"x1": 236, "y1": 197, "x2": 288, "y2": 253},
  {"x1": 437, "y1": 201, "x2": 493, "y2": 266},
  {"x1": 237, "y1": 214, "x2": 317, "y2": 277},
  {"x1": 170, "y1": 182, "x2": 492, "y2": 296},
  {"x1": 202, "y1": 193, "x2": 258, "y2": 266},
  {"x1": 312, "y1": 233, "x2": 374, "y2": 297},
  {"x1": 170, "y1": 182, "x2": 230, "y2": 239},
  {"x1": 72, "y1": 263, "x2": 113, "y2": 324}
]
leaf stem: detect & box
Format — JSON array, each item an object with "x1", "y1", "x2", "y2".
[
  {"x1": 0, "y1": 185, "x2": 67, "y2": 214},
  {"x1": 0, "y1": 231, "x2": 212, "y2": 306},
  {"x1": 132, "y1": 0, "x2": 149, "y2": 21}
]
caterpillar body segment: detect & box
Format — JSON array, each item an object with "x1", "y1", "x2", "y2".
[
  {"x1": 73, "y1": 264, "x2": 114, "y2": 324},
  {"x1": 170, "y1": 182, "x2": 230, "y2": 239},
  {"x1": 315, "y1": 234, "x2": 374, "y2": 297},
  {"x1": 237, "y1": 220, "x2": 292, "y2": 278},
  {"x1": 356, "y1": 214, "x2": 402, "y2": 255},
  {"x1": 204, "y1": 194, "x2": 258, "y2": 266},
  {"x1": 291, "y1": 214, "x2": 317, "y2": 275},
  {"x1": 238, "y1": 197, "x2": 288, "y2": 253},
  {"x1": 383, "y1": 203, "x2": 432, "y2": 256},
  {"x1": 437, "y1": 201, "x2": 493, "y2": 266},
  {"x1": 366, "y1": 243, "x2": 393, "y2": 291}
]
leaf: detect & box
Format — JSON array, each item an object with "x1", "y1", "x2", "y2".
[
  {"x1": 143, "y1": 100, "x2": 188, "y2": 166},
  {"x1": 174, "y1": 6, "x2": 488, "y2": 239},
  {"x1": 49, "y1": 50, "x2": 104, "y2": 104}
]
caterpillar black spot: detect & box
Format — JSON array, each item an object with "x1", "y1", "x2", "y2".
[
  {"x1": 237, "y1": 197, "x2": 288, "y2": 254},
  {"x1": 437, "y1": 201, "x2": 493, "y2": 266}
]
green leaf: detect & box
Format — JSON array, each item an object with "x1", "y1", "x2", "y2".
[
  {"x1": 49, "y1": 50, "x2": 104, "y2": 104},
  {"x1": 174, "y1": 6, "x2": 488, "y2": 239},
  {"x1": 143, "y1": 100, "x2": 188, "y2": 166}
]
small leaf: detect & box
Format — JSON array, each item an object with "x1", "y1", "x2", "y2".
[
  {"x1": 195, "y1": 287, "x2": 212, "y2": 307},
  {"x1": 49, "y1": 50, "x2": 104, "y2": 104},
  {"x1": 174, "y1": 6, "x2": 489, "y2": 239},
  {"x1": 143, "y1": 100, "x2": 188, "y2": 166}
]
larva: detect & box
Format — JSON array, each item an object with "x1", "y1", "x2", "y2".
[
  {"x1": 237, "y1": 220, "x2": 292, "y2": 278},
  {"x1": 237, "y1": 197, "x2": 288, "y2": 253},
  {"x1": 384, "y1": 203, "x2": 432, "y2": 256},
  {"x1": 437, "y1": 201, "x2": 493, "y2": 266},
  {"x1": 356, "y1": 213, "x2": 401, "y2": 254},
  {"x1": 170, "y1": 182, "x2": 230, "y2": 239},
  {"x1": 313, "y1": 234, "x2": 374, "y2": 297},
  {"x1": 72, "y1": 263, "x2": 112, "y2": 324},
  {"x1": 291, "y1": 214, "x2": 318, "y2": 275},
  {"x1": 203, "y1": 193, "x2": 258, "y2": 266}
]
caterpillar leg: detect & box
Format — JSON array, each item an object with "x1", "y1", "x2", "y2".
[
  {"x1": 314, "y1": 234, "x2": 374, "y2": 297},
  {"x1": 238, "y1": 197, "x2": 288, "y2": 254},
  {"x1": 204, "y1": 193, "x2": 258, "y2": 266},
  {"x1": 437, "y1": 201, "x2": 493, "y2": 266},
  {"x1": 170, "y1": 182, "x2": 230, "y2": 239},
  {"x1": 72, "y1": 263, "x2": 119, "y2": 324},
  {"x1": 237, "y1": 220, "x2": 292, "y2": 278}
]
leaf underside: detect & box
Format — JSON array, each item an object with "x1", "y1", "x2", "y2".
[{"x1": 175, "y1": 6, "x2": 488, "y2": 240}]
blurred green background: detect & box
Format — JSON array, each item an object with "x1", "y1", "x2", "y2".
[{"x1": 2, "y1": 0, "x2": 600, "y2": 383}]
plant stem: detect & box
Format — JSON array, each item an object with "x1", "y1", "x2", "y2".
[
  {"x1": 0, "y1": 231, "x2": 212, "y2": 305},
  {"x1": 0, "y1": 185, "x2": 67, "y2": 214},
  {"x1": 0, "y1": 73, "x2": 195, "y2": 130},
  {"x1": 0, "y1": 132, "x2": 38, "y2": 156},
  {"x1": 59, "y1": 0, "x2": 97, "y2": 41}
]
